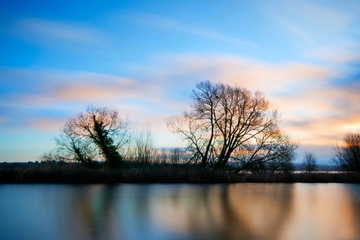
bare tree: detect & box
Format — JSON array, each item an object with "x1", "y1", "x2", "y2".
[
  {"x1": 55, "y1": 130, "x2": 96, "y2": 165},
  {"x1": 39, "y1": 152, "x2": 67, "y2": 163},
  {"x1": 168, "y1": 81, "x2": 297, "y2": 171},
  {"x1": 302, "y1": 152, "x2": 318, "y2": 173},
  {"x1": 134, "y1": 129, "x2": 156, "y2": 164},
  {"x1": 153, "y1": 148, "x2": 186, "y2": 164},
  {"x1": 333, "y1": 133, "x2": 360, "y2": 173},
  {"x1": 168, "y1": 111, "x2": 216, "y2": 167},
  {"x1": 155, "y1": 148, "x2": 169, "y2": 164},
  {"x1": 169, "y1": 148, "x2": 182, "y2": 164},
  {"x1": 236, "y1": 127, "x2": 297, "y2": 173},
  {"x1": 56, "y1": 105, "x2": 130, "y2": 168}
]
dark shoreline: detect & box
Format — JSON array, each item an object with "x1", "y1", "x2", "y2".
[{"x1": 1, "y1": 162, "x2": 359, "y2": 184}]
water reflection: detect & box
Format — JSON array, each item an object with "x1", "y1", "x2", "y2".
[
  {"x1": 141, "y1": 184, "x2": 295, "y2": 240},
  {"x1": 0, "y1": 183, "x2": 360, "y2": 240},
  {"x1": 282, "y1": 184, "x2": 360, "y2": 240},
  {"x1": 58, "y1": 185, "x2": 120, "y2": 239}
]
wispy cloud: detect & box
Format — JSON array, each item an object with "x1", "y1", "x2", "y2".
[
  {"x1": 127, "y1": 13, "x2": 256, "y2": 47},
  {"x1": 16, "y1": 18, "x2": 106, "y2": 45},
  {"x1": 0, "y1": 68, "x2": 176, "y2": 136},
  {"x1": 0, "y1": 70, "x2": 163, "y2": 106},
  {"x1": 159, "y1": 54, "x2": 335, "y2": 93},
  {"x1": 304, "y1": 43, "x2": 360, "y2": 64},
  {"x1": 0, "y1": 117, "x2": 8, "y2": 125},
  {"x1": 25, "y1": 118, "x2": 67, "y2": 131},
  {"x1": 152, "y1": 54, "x2": 360, "y2": 153},
  {"x1": 2, "y1": 53, "x2": 359, "y2": 159},
  {"x1": 259, "y1": 0, "x2": 358, "y2": 45}
]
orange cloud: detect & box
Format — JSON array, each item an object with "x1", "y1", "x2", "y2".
[
  {"x1": 5, "y1": 70, "x2": 166, "y2": 108},
  {"x1": 162, "y1": 55, "x2": 335, "y2": 93},
  {"x1": 26, "y1": 118, "x2": 67, "y2": 131},
  {"x1": 2, "y1": 56, "x2": 359, "y2": 160},
  {"x1": 157, "y1": 54, "x2": 360, "y2": 152}
]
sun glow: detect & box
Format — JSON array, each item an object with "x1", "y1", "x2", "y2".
[{"x1": 339, "y1": 124, "x2": 360, "y2": 133}]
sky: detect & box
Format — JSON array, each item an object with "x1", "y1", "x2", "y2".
[{"x1": 0, "y1": 0, "x2": 359, "y2": 164}]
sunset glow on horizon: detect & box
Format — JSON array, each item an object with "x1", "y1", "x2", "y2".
[{"x1": 1, "y1": 0, "x2": 359, "y2": 163}]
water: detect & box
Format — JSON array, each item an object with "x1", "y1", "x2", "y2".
[{"x1": 0, "y1": 183, "x2": 360, "y2": 240}]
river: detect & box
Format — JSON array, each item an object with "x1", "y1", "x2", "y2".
[{"x1": 0, "y1": 183, "x2": 360, "y2": 240}]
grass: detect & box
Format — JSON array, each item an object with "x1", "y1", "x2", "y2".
[{"x1": 1, "y1": 162, "x2": 359, "y2": 184}]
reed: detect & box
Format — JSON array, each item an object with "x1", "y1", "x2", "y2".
[{"x1": 1, "y1": 162, "x2": 359, "y2": 183}]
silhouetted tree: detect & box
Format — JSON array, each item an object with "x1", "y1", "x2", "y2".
[
  {"x1": 153, "y1": 148, "x2": 187, "y2": 164},
  {"x1": 134, "y1": 129, "x2": 156, "y2": 164},
  {"x1": 155, "y1": 148, "x2": 168, "y2": 164},
  {"x1": 56, "y1": 105, "x2": 130, "y2": 168},
  {"x1": 234, "y1": 125, "x2": 297, "y2": 173},
  {"x1": 168, "y1": 81, "x2": 297, "y2": 171},
  {"x1": 54, "y1": 123, "x2": 96, "y2": 165},
  {"x1": 39, "y1": 152, "x2": 67, "y2": 163},
  {"x1": 333, "y1": 133, "x2": 360, "y2": 173},
  {"x1": 169, "y1": 148, "x2": 182, "y2": 164},
  {"x1": 302, "y1": 152, "x2": 318, "y2": 173}
]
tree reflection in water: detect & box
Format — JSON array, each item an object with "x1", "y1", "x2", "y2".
[
  {"x1": 3, "y1": 184, "x2": 358, "y2": 240},
  {"x1": 56, "y1": 184, "x2": 295, "y2": 240}
]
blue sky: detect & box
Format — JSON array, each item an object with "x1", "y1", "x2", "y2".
[{"x1": 1, "y1": 0, "x2": 359, "y2": 163}]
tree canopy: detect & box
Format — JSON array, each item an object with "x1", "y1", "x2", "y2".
[
  {"x1": 168, "y1": 81, "x2": 297, "y2": 171},
  {"x1": 333, "y1": 133, "x2": 360, "y2": 173},
  {"x1": 55, "y1": 105, "x2": 130, "y2": 168}
]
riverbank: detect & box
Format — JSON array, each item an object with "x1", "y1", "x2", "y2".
[{"x1": 1, "y1": 162, "x2": 359, "y2": 184}]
